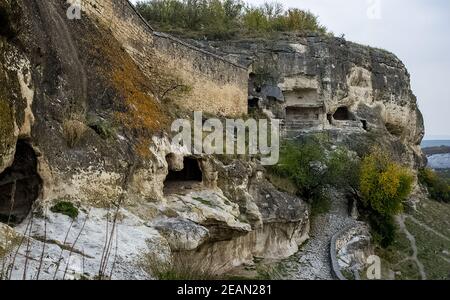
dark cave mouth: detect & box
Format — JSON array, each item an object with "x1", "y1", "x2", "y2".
[
  {"x1": 0, "y1": 7, "x2": 16, "y2": 39},
  {"x1": 333, "y1": 106, "x2": 353, "y2": 121},
  {"x1": 0, "y1": 140, "x2": 42, "y2": 225},
  {"x1": 164, "y1": 156, "x2": 203, "y2": 195}
]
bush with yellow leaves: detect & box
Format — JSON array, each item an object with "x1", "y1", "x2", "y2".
[{"x1": 359, "y1": 147, "x2": 413, "y2": 247}]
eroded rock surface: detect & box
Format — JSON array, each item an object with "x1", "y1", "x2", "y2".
[
  {"x1": 0, "y1": 0, "x2": 425, "y2": 280},
  {"x1": 198, "y1": 35, "x2": 426, "y2": 170}
]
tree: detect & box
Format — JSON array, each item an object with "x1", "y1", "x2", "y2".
[
  {"x1": 359, "y1": 148, "x2": 413, "y2": 216},
  {"x1": 135, "y1": 0, "x2": 328, "y2": 39},
  {"x1": 359, "y1": 147, "x2": 413, "y2": 247}
]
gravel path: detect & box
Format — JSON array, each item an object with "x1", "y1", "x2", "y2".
[{"x1": 277, "y1": 190, "x2": 357, "y2": 280}]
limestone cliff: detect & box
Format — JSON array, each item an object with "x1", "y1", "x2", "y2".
[
  {"x1": 0, "y1": 0, "x2": 308, "y2": 279},
  {"x1": 0, "y1": 0, "x2": 425, "y2": 280},
  {"x1": 196, "y1": 35, "x2": 425, "y2": 170}
]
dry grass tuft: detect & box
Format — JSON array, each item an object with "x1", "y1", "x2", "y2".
[
  {"x1": 142, "y1": 252, "x2": 219, "y2": 280},
  {"x1": 63, "y1": 116, "x2": 87, "y2": 148}
]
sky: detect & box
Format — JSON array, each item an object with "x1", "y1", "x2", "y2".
[{"x1": 131, "y1": 0, "x2": 450, "y2": 139}]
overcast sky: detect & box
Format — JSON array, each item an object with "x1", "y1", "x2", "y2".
[{"x1": 131, "y1": 0, "x2": 450, "y2": 139}]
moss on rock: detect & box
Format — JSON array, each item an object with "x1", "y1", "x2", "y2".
[{"x1": 50, "y1": 201, "x2": 80, "y2": 219}]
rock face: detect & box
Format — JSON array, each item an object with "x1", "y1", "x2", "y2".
[
  {"x1": 0, "y1": 0, "x2": 425, "y2": 280},
  {"x1": 198, "y1": 35, "x2": 425, "y2": 170}
]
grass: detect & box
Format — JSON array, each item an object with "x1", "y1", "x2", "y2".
[
  {"x1": 375, "y1": 198, "x2": 450, "y2": 280},
  {"x1": 142, "y1": 252, "x2": 219, "y2": 280},
  {"x1": 63, "y1": 117, "x2": 87, "y2": 148},
  {"x1": 375, "y1": 228, "x2": 420, "y2": 280},
  {"x1": 405, "y1": 217, "x2": 450, "y2": 280},
  {"x1": 414, "y1": 197, "x2": 450, "y2": 237},
  {"x1": 50, "y1": 201, "x2": 79, "y2": 219},
  {"x1": 435, "y1": 168, "x2": 450, "y2": 185}
]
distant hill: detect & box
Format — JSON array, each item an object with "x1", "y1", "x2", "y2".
[
  {"x1": 422, "y1": 143, "x2": 450, "y2": 170},
  {"x1": 421, "y1": 140, "x2": 450, "y2": 148},
  {"x1": 423, "y1": 146, "x2": 450, "y2": 156}
]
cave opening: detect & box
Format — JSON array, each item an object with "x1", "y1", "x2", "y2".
[
  {"x1": 164, "y1": 157, "x2": 203, "y2": 195},
  {"x1": 248, "y1": 72, "x2": 262, "y2": 93},
  {"x1": 248, "y1": 97, "x2": 259, "y2": 109},
  {"x1": 0, "y1": 7, "x2": 15, "y2": 39},
  {"x1": 333, "y1": 107, "x2": 352, "y2": 121},
  {"x1": 0, "y1": 140, "x2": 42, "y2": 225},
  {"x1": 385, "y1": 122, "x2": 403, "y2": 136},
  {"x1": 327, "y1": 114, "x2": 333, "y2": 124},
  {"x1": 361, "y1": 119, "x2": 368, "y2": 131}
]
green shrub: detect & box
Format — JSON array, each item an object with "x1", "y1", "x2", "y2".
[
  {"x1": 136, "y1": 0, "x2": 327, "y2": 39},
  {"x1": 88, "y1": 119, "x2": 116, "y2": 140},
  {"x1": 270, "y1": 138, "x2": 327, "y2": 200},
  {"x1": 50, "y1": 201, "x2": 79, "y2": 219},
  {"x1": 419, "y1": 167, "x2": 450, "y2": 203},
  {"x1": 271, "y1": 138, "x2": 357, "y2": 198},
  {"x1": 359, "y1": 148, "x2": 413, "y2": 216},
  {"x1": 270, "y1": 137, "x2": 357, "y2": 216},
  {"x1": 368, "y1": 213, "x2": 397, "y2": 248},
  {"x1": 359, "y1": 148, "x2": 414, "y2": 247},
  {"x1": 327, "y1": 146, "x2": 360, "y2": 193},
  {"x1": 310, "y1": 190, "x2": 331, "y2": 217}
]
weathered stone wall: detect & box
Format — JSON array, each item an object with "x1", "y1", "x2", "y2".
[
  {"x1": 83, "y1": 0, "x2": 155, "y2": 74},
  {"x1": 82, "y1": 0, "x2": 248, "y2": 117},
  {"x1": 153, "y1": 32, "x2": 248, "y2": 116}
]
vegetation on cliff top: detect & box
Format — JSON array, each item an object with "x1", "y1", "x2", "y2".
[{"x1": 136, "y1": 0, "x2": 328, "y2": 39}]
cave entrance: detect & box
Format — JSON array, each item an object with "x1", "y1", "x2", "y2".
[
  {"x1": 0, "y1": 140, "x2": 42, "y2": 225},
  {"x1": 385, "y1": 122, "x2": 403, "y2": 136},
  {"x1": 333, "y1": 107, "x2": 352, "y2": 121},
  {"x1": 164, "y1": 157, "x2": 203, "y2": 195},
  {"x1": 327, "y1": 114, "x2": 333, "y2": 125},
  {"x1": 0, "y1": 5, "x2": 16, "y2": 40},
  {"x1": 361, "y1": 119, "x2": 368, "y2": 131},
  {"x1": 248, "y1": 97, "x2": 259, "y2": 109}
]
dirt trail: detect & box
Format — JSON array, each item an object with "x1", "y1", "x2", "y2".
[
  {"x1": 278, "y1": 190, "x2": 357, "y2": 280},
  {"x1": 406, "y1": 215, "x2": 450, "y2": 242},
  {"x1": 396, "y1": 215, "x2": 427, "y2": 280}
]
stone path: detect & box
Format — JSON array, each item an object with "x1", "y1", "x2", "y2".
[{"x1": 277, "y1": 190, "x2": 357, "y2": 280}]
